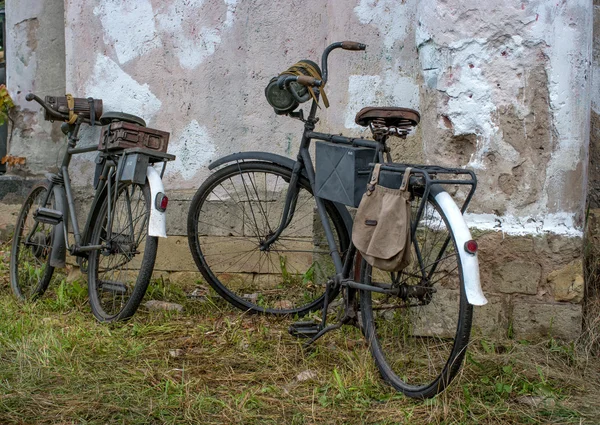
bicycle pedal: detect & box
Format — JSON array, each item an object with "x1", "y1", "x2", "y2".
[
  {"x1": 33, "y1": 207, "x2": 63, "y2": 225},
  {"x1": 289, "y1": 321, "x2": 321, "y2": 339}
]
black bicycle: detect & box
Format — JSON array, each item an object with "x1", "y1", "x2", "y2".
[
  {"x1": 10, "y1": 94, "x2": 174, "y2": 322},
  {"x1": 187, "y1": 42, "x2": 487, "y2": 398}
]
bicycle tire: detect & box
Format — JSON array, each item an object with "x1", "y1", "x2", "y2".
[
  {"x1": 359, "y1": 187, "x2": 473, "y2": 399},
  {"x1": 87, "y1": 180, "x2": 158, "y2": 322},
  {"x1": 10, "y1": 182, "x2": 56, "y2": 301},
  {"x1": 187, "y1": 161, "x2": 349, "y2": 315}
]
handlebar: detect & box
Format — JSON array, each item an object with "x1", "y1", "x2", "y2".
[
  {"x1": 321, "y1": 41, "x2": 366, "y2": 85},
  {"x1": 341, "y1": 41, "x2": 367, "y2": 51},
  {"x1": 26, "y1": 93, "x2": 68, "y2": 121},
  {"x1": 277, "y1": 75, "x2": 323, "y2": 89},
  {"x1": 26, "y1": 93, "x2": 102, "y2": 125}
]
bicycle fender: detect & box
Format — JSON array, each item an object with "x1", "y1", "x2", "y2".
[
  {"x1": 50, "y1": 185, "x2": 67, "y2": 268},
  {"x1": 208, "y1": 151, "x2": 299, "y2": 171},
  {"x1": 432, "y1": 188, "x2": 488, "y2": 306},
  {"x1": 208, "y1": 151, "x2": 354, "y2": 236},
  {"x1": 146, "y1": 166, "x2": 167, "y2": 238}
]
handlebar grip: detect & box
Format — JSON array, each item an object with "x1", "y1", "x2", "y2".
[
  {"x1": 296, "y1": 75, "x2": 322, "y2": 87},
  {"x1": 341, "y1": 41, "x2": 366, "y2": 51},
  {"x1": 26, "y1": 93, "x2": 35, "y2": 101}
]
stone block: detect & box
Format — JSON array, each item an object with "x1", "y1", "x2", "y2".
[
  {"x1": 547, "y1": 259, "x2": 584, "y2": 303},
  {"x1": 493, "y1": 260, "x2": 540, "y2": 294},
  {"x1": 411, "y1": 288, "x2": 461, "y2": 338},
  {"x1": 165, "y1": 199, "x2": 191, "y2": 236},
  {"x1": 0, "y1": 203, "x2": 22, "y2": 241},
  {"x1": 154, "y1": 236, "x2": 196, "y2": 271},
  {"x1": 472, "y1": 294, "x2": 509, "y2": 338},
  {"x1": 512, "y1": 301, "x2": 582, "y2": 340}
]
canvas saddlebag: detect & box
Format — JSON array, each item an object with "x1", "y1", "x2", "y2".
[{"x1": 352, "y1": 164, "x2": 412, "y2": 272}]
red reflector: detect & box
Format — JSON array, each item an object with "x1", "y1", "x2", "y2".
[
  {"x1": 464, "y1": 240, "x2": 478, "y2": 254},
  {"x1": 156, "y1": 193, "x2": 168, "y2": 212}
]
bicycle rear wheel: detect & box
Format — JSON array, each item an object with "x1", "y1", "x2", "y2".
[
  {"x1": 10, "y1": 182, "x2": 56, "y2": 301},
  {"x1": 87, "y1": 180, "x2": 158, "y2": 322},
  {"x1": 187, "y1": 161, "x2": 349, "y2": 315},
  {"x1": 359, "y1": 188, "x2": 473, "y2": 399}
]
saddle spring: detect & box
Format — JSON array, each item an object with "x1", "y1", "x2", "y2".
[{"x1": 369, "y1": 117, "x2": 410, "y2": 141}]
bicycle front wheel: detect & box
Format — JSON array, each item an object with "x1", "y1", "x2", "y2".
[
  {"x1": 187, "y1": 161, "x2": 350, "y2": 315},
  {"x1": 10, "y1": 182, "x2": 56, "y2": 301},
  {"x1": 87, "y1": 181, "x2": 158, "y2": 322},
  {"x1": 359, "y1": 188, "x2": 473, "y2": 399}
]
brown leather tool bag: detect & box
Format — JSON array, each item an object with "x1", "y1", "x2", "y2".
[{"x1": 352, "y1": 164, "x2": 412, "y2": 272}]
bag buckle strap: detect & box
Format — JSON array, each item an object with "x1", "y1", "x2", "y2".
[
  {"x1": 367, "y1": 163, "x2": 382, "y2": 195},
  {"x1": 400, "y1": 167, "x2": 412, "y2": 192},
  {"x1": 66, "y1": 93, "x2": 78, "y2": 124}
]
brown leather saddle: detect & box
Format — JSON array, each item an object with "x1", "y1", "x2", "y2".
[{"x1": 355, "y1": 107, "x2": 420, "y2": 129}]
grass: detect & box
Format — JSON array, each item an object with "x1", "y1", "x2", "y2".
[{"x1": 1, "y1": 248, "x2": 600, "y2": 424}]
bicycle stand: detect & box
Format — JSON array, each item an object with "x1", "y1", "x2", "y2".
[{"x1": 289, "y1": 281, "x2": 360, "y2": 348}]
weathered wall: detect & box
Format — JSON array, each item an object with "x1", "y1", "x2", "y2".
[
  {"x1": 591, "y1": 1, "x2": 600, "y2": 208},
  {"x1": 63, "y1": 0, "x2": 422, "y2": 188},
  {"x1": 5, "y1": 0, "x2": 66, "y2": 175},
  {"x1": 2, "y1": 0, "x2": 594, "y2": 339}
]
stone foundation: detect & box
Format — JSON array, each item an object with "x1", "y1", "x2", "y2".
[{"x1": 0, "y1": 184, "x2": 585, "y2": 340}]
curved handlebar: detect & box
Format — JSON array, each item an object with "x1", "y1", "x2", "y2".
[
  {"x1": 26, "y1": 93, "x2": 101, "y2": 125},
  {"x1": 26, "y1": 93, "x2": 68, "y2": 121},
  {"x1": 277, "y1": 75, "x2": 323, "y2": 89},
  {"x1": 321, "y1": 41, "x2": 366, "y2": 85},
  {"x1": 341, "y1": 41, "x2": 367, "y2": 51}
]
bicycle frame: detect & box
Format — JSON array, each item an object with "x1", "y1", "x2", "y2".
[
  {"x1": 254, "y1": 43, "x2": 484, "y2": 330},
  {"x1": 204, "y1": 41, "x2": 486, "y2": 332},
  {"x1": 27, "y1": 111, "x2": 171, "y2": 269}
]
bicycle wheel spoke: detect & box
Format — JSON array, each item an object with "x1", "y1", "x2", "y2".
[
  {"x1": 10, "y1": 184, "x2": 55, "y2": 301},
  {"x1": 88, "y1": 181, "x2": 157, "y2": 322},
  {"x1": 188, "y1": 162, "x2": 348, "y2": 315},
  {"x1": 360, "y1": 188, "x2": 473, "y2": 398}
]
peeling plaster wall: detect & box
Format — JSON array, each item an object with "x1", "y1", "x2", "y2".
[
  {"x1": 417, "y1": 0, "x2": 592, "y2": 236},
  {"x1": 59, "y1": 0, "x2": 593, "y2": 239},
  {"x1": 590, "y1": 1, "x2": 600, "y2": 207},
  {"x1": 63, "y1": 0, "x2": 422, "y2": 189},
  {"x1": 5, "y1": 0, "x2": 66, "y2": 174}
]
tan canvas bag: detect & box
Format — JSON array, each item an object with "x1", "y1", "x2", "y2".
[{"x1": 352, "y1": 164, "x2": 412, "y2": 272}]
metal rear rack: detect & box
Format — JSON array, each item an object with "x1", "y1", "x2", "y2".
[
  {"x1": 368, "y1": 163, "x2": 477, "y2": 262},
  {"x1": 373, "y1": 163, "x2": 477, "y2": 214}
]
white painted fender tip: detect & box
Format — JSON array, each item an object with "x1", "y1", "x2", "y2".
[
  {"x1": 146, "y1": 166, "x2": 168, "y2": 238},
  {"x1": 467, "y1": 291, "x2": 488, "y2": 306},
  {"x1": 434, "y1": 191, "x2": 488, "y2": 307}
]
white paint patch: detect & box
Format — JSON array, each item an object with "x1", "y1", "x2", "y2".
[
  {"x1": 464, "y1": 212, "x2": 583, "y2": 237},
  {"x1": 354, "y1": 0, "x2": 412, "y2": 49},
  {"x1": 156, "y1": 0, "x2": 238, "y2": 70},
  {"x1": 170, "y1": 120, "x2": 215, "y2": 180},
  {"x1": 344, "y1": 75, "x2": 419, "y2": 129},
  {"x1": 85, "y1": 54, "x2": 162, "y2": 123},
  {"x1": 93, "y1": 0, "x2": 160, "y2": 64},
  {"x1": 419, "y1": 38, "x2": 505, "y2": 169}
]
